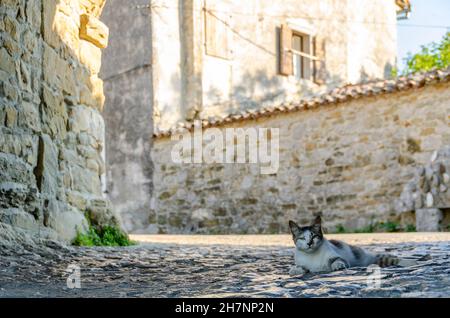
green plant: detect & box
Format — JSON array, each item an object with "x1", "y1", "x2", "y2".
[
  {"x1": 72, "y1": 226, "x2": 102, "y2": 247},
  {"x1": 335, "y1": 224, "x2": 347, "y2": 234},
  {"x1": 405, "y1": 224, "x2": 416, "y2": 232},
  {"x1": 390, "y1": 66, "x2": 399, "y2": 78},
  {"x1": 401, "y1": 32, "x2": 450, "y2": 75},
  {"x1": 72, "y1": 218, "x2": 136, "y2": 247},
  {"x1": 73, "y1": 225, "x2": 136, "y2": 247},
  {"x1": 354, "y1": 223, "x2": 377, "y2": 233},
  {"x1": 379, "y1": 221, "x2": 401, "y2": 233}
]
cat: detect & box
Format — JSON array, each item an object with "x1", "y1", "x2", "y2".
[{"x1": 288, "y1": 216, "x2": 417, "y2": 276}]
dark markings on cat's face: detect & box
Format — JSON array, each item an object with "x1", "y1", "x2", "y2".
[{"x1": 289, "y1": 216, "x2": 324, "y2": 252}]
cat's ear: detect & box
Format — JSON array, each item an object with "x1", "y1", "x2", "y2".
[
  {"x1": 311, "y1": 215, "x2": 322, "y2": 233},
  {"x1": 312, "y1": 215, "x2": 322, "y2": 226},
  {"x1": 288, "y1": 220, "x2": 301, "y2": 237}
]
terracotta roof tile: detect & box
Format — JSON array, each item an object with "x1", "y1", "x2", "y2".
[{"x1": 154, "y1": 67, "x2": 450, "y2": 138}]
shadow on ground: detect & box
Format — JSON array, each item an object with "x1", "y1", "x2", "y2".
[{"x1": 0, "y1": 236, "x2": 449, "y2": 297}]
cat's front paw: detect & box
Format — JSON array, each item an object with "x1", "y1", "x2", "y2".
[
  {"x1": 331, "y1": 259, "x2": 348, "y2": 271},
  {"x1": 289, "y1": 266, "x2": 307, "y2": 276}
]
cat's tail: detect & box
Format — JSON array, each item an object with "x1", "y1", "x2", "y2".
[{"x1": 375, "y1": 254, "x2": 418, "y2": 267}]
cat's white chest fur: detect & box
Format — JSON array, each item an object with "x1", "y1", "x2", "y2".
[{"x1": 294, "y1": 241, "x2": 339, "y2": 272}]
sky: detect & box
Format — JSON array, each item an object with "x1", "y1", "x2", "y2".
[{"x1": 397, "y1": 0, "x2": 450, "y2": 72}]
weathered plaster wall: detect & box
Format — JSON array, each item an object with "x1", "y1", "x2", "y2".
[
  {"x1": 151, "y1": 0, "x2": 398, "y2": 131},
  {"x1": 151, "y1": 82, "x2": 450, "y2": 234},
  {"x1": 100, "y1": 0, "x2": 154, "y2": 232},
  {"x1": 100, "y1": 0, "x2": 398, "y2": 232},
  {"x1": 0, "y1": 0, "x2": 116, "y2": 242}
]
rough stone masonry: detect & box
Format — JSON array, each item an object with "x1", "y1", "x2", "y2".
[
  {"x1": 0, "y1": 0, "x2": 117, "y2": 242},
  {"x1": 151, "y1": 73, "x2": 450, "y2": 234}
]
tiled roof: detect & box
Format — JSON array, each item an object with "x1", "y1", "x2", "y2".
[{"x1": 154, "y1": 67, "x2": 450, "y2": 138}]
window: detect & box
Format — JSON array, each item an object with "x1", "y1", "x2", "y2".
[
  {"x1": 292, "y1": 34, "x2": 308, "y2": 80},
  {"x1": 279, "y1": 24, "x2": 326, "y2": 85},
  {"x1": 204, "y1": 3, "x2": 231, "y2": 60}
]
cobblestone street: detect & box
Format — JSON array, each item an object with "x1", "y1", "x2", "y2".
[{"x1": 0, "y1": 233, "x2": 449, "y2": 298}]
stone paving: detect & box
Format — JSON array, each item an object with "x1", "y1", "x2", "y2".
[{"x1": 0, "y1": 233, "x2": 449, "y2": 298}]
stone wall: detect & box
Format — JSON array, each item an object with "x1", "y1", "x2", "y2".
[
  {"x1": 398, "y1": 146, "x2": 450, "y2": 231},
  {"x1": 101, "y1": 0, "x2": 398, "y2": 231},
  {"x1": 150, "y1": 81, "x2": 450, "y2": 234},
  {"x1": 0, "y1": 0, "x2": 115, "y2": 242},
  {"x1": 100, "y1": 0, "x2": 154, "y2": 233}
]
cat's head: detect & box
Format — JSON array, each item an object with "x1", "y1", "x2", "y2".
[{"x1": 288, "y1": 216, "x2": 324, "y2": 253}]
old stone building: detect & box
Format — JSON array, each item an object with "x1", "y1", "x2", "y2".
[
  {"x1": 152, "y1": 70, "x2": 450, "y2": 234},
  {"x1": 0, "y1": 0, "x2": 116, "y2": 242},
  {"x1": 102, "y1": 0, "x2": 416, "y2": 232},
  {"x1": 3, "y1": 0, "x2": 447, "y2": 239}
]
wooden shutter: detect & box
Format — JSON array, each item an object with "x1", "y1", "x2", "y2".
[
  {"x1": 279, "y1": 24, "x2": 293, "y2": 76},
  {"x1": 205, "y1": 2, "x2": 230, "y2": 59},
  {"x1": 313, "y1": 36, "x2": 326, "y2": 85}
]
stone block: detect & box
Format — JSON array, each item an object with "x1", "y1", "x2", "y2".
[
  {"x1": 43, "y1": 0, "x2": 60, "y2": 48},
  {"x1": 36, "y1": 134, "x2": 59, "y2": 197},
  {"x1": 57, "y1": 14, "x2": 81, "y2": 55},
  {"x1": 416, "y1": 208, "x2": 443, "y2": 232},
  {"x1": 18, "y1": 101, "x2": 41, "y2": 133},
  {"x1": 0, "y1": 153, "x2": 35, "y2": 185},
  {"x1": 79, "y1": 40, "x2": 102, "y2": 74},
  {"x1": 26, "y1": 0, "x2": 42, "y2": 30},
  {"x1": 0, "y1": 48, "x2": 16, "y2": 74},
  {"x1": 79, "y1": 0, "x2": 107, "y2": 17},
  {"x1": 69, "y1": 105, "x2": 91, "y2": 133},
  {"x1": 3, "y1": 14, "x2": 20, "y2": 41},
  {"x1": 79, "y1": 84, "x2": 97, "y2": 108},
  {"x1": 66, "y1": 190, "x2": 88, "y2": 211},
  {"x1": 88, "y1": 75, "x2": 105, "y2": 110},
  {"x1": 43, "y1": 43, "x2": 58, "y2": 84},
  {"x1": 4, "y1": 106, "x2": 17, "y2": 128},
  {"x1": 43, "y1": 85, "x2": 64, "y2": 113},
  {"x1": 79, "y1": 14, "x2": 109, "y2": 49},
  {"x1": 2, "y1": 82, "x2": 19, "y2": 102},
  {"x1": 70, "y1": 164, "x2": 101, "y2": 195},
  {"x1": 87, "y1": 198, "x2": 121, "y2": 228},
  {"x1": 0, "y1": 208, "x2": 40, "y2": 233},
  {"x1": 46, "y1": 200, "x2": 89, "y2": 242}
]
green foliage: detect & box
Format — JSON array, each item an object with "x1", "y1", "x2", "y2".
[
  {"x1": 354, "y1": 223, "x2": 377, "y2": 233},
  {"x1": 390, "y1": 66, "x2": 399, "y2": 78},
  {"x1": 335, "y1": 224, "x2": 347, "y2": 234},
  {"x1": 402, "y1": 32, "x2": 450, "y2": 75},
  {"x1": 72, "y1": 227, "x2": 101, "y2": 247},
  {"x1": 73, "y1": 223, "x2": 136, "y2": 247},
  {"x1": 378, "y1": 221, "x2": 400, "y2": 233},
  {"x1": 73, "y1": 225, "x2": 136, "y2": 247}
]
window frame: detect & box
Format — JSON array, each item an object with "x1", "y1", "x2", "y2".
[
  {"x1": 279, "y1": 21, "x2": 325, "y2": 85},
  {"x1": 290, "y1": 30, "x2": 314, "y2": 81}
]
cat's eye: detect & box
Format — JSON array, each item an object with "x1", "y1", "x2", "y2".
[{"x1": 298, "y1": 236, "x2": 305, "y2": 240}]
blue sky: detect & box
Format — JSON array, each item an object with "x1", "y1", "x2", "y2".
[{"x1": 397, "y1": 0, "x2": 450, "y2": 71}]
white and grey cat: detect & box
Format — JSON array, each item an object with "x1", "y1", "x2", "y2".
[{"x1": 288, "y1": 216, "x2": 416, "y2": 276}]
